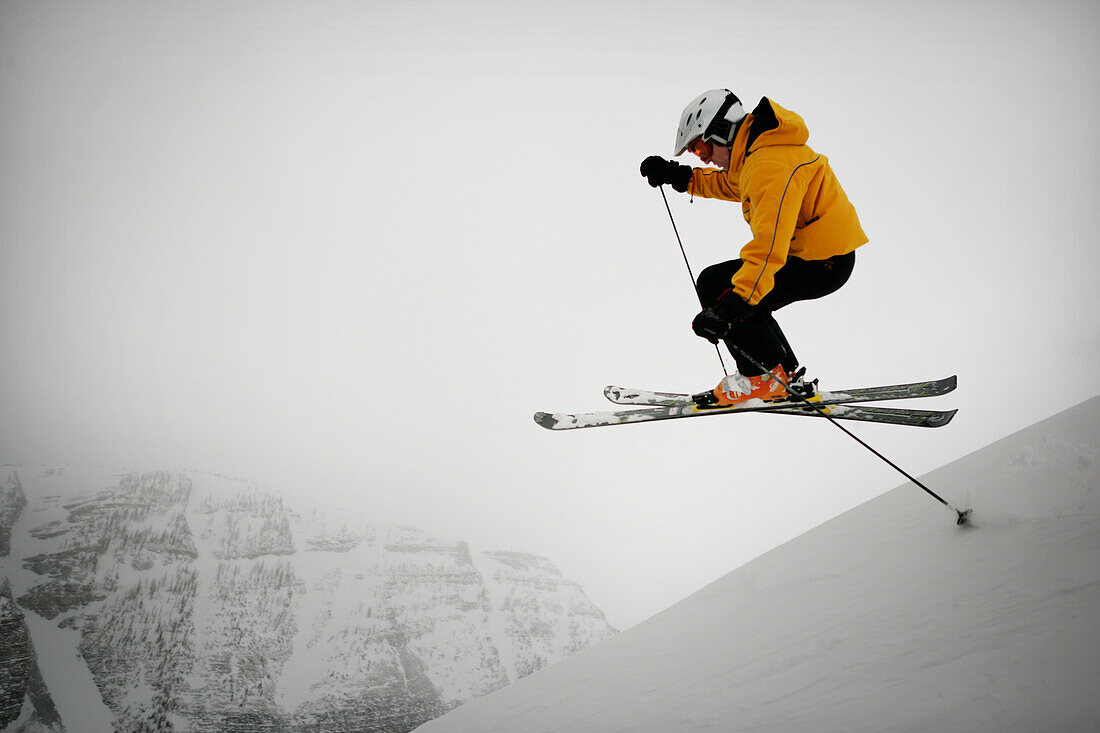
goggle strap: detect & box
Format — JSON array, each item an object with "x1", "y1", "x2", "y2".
[{"x1": 704, "y1": 92, "x2": 741, "y2": 144}]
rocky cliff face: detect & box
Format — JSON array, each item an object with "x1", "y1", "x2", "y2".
[
  {"x1": 0, "y1": 471, "x2": 63, "y2": 732},
  {"x1": 0, "y1": 469, "x2": 617, "y2": 732}
]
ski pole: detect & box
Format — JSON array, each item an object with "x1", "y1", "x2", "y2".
[
  {"x1": 656, "y1": 186, "x2": 971, "y2": 526},
  {"x1": 659, "y1": 187, "x2": 730, "y2": 377},
  {"x1": 728, "y1": 343, "x2": 971, "y2": 525}
]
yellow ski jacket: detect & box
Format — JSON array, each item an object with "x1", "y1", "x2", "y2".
[{"x1": 689, "y1": 98, "x2": 868, "y2": 305}]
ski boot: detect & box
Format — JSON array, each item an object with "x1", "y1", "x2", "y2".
[
  {"x1": 692, "y1": 364, "x2": 793, "y2": 409},
  {"x1": 692, "y1": 365, "x2": 823, "y2": 409}
]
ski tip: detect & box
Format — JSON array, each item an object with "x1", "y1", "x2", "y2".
[{"x1": 927, "y1": 408, "x2": 958, "y2": 427}]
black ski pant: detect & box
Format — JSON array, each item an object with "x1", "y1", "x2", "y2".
[{"x1": 695, "y1": 252, "x2": 855, "y2": 376}]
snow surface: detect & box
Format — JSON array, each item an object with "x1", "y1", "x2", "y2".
[{"x1": 418, "y1": 396, "x2": 1100, "y2": 732}]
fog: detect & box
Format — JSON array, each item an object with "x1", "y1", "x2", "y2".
[{"x1": 3, "y1": 0, "x2": 1097, "y2": 629}]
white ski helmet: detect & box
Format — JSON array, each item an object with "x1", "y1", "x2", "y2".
[{"x1": 674, "y1": 89, "x2": 747, "y2": 156}]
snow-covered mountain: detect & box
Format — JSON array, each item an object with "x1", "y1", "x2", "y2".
[
  {"x1": 0, "y1": 470, "x2": 616, "y2": 732},
  {"x1": 419, "y1": 396, "x2": 1100, "y2": 732}
]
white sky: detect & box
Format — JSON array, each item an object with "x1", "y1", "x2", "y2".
[{"x1": 2, "y1": 0, "x2": 1098, "y2": 630}]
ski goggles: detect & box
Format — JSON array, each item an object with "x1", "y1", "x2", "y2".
[{"x1": 686, "y1": 137, "x2": 713, "y2": 159}]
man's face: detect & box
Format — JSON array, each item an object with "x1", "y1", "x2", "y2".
[
  {"x1": 707, "y1": 144, "x2": 731, "y2": 171},
  {"x1": 687, "y1": 137, "x2": 731, "y2": 170}
]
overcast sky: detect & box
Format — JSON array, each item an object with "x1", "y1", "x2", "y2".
[{"x1": 3, "y1": 0, "x2": 1098, "y2": 629}]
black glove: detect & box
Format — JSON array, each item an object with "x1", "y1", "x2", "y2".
[
  {"x1": 692, "y1": 290, "x2": 753, "y2": 343},
  {"x1": 639, "y1": 155, "x2": 693, "y2": 193}
]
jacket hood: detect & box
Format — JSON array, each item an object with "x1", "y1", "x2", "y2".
[{"x1": 745, "y1": 97, "x2": 809, "y2": 152}]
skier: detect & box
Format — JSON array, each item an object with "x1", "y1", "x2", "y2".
[{"x1": 640, "y1": 90, "x2": 868, "y2": 407}]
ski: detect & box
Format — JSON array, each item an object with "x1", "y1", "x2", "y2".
[
  {"x1": 764, "y1": 404, "x2": 957, "y2": 428},
  {"x1": 603, "y1": 375, "x2": 956, "y2": 408},
  {"x1": 603, "y1": 383, "x2": 956, "y2": 427},
  {"x1": 534, "y1": 376, "x2": 956, "y2": 431},
  {"x1": 534, "y1": 402, "x2": 956, "y2": 431}
]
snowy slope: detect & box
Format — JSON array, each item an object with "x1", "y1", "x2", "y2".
[{"x1": 418, "y1": 396, "x2": 1100, "y2": 732}]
